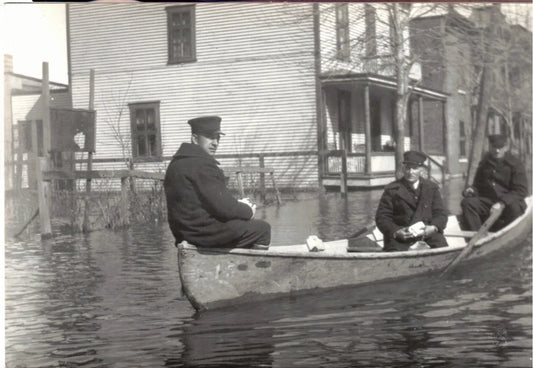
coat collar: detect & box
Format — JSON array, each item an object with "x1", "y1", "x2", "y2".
[
  {"x1": 396, "y1": 178, "x2": 419, "y2": 208},
  {"x1": 396, "y1": 178, "x2": 432, "y2": 209},
  {"x1": 481, "y1": 152, "x2": 515, "y2": 168},
  {"x1": 173, "y1": 142, "x2": 220, "y2": 164}
]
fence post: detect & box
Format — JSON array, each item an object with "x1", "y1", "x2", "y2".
[
  {"x1": 128, "y1": 158, "x2": 136, "y2": 194},
  {"x1": 83, "y1": 69, "x2": 95, "y2": 233},
  {"x1": 259, "y1": 154, "x2": 265, "y2": 202},
  {"x1": 32, "y1": 122, "x2": 52, "y2": 238},
  {"x1": 14, "y1": 144, "x2": 23, "y2": 189},
  {"x1": 120, "y1": 175, "x2": 130, "y2": 227},
  {"x1": 340, "y1": 149, "x2": 348, "y2": 197},
  {"x1": 236, "y1": 171, "x2": 245, "y2": 198}
]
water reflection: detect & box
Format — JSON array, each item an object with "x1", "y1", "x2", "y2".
[{"x1": 163, "y1": 237, "x2": 531, "y2": 367}]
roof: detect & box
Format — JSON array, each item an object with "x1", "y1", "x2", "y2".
[
  {"x1": 5, "y1": 71, "x2": 68, "y2": 94},
  {"x1": 320, "y1": 73, "x2": 449, "y2": 101}
]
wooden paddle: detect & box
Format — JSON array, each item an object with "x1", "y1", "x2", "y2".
[
  {"x1": 440, "y1": 203, "x2": 505, "y2": 276},
  {"x1": 347, "y1": 220, "x2": 376, "y2": 240},
  {"x1": 346, "y1": 221, "x2": 382, "y2": 252}
]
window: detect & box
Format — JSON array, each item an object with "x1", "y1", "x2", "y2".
[
  {"x1": 129, "y1": 102, "x2": 162, "y2": 159},
  {"x1": 336, "y1": 3, "x2": 350, "y2": 61},
  {"x1": 365, "y1": 5, "x2": 377, "y2": 57},
  {"x1": 166, "y1": 5, "x2": 196, "y2": 64},
  {"x1": 459, "y1": 120, "x2": 467, "y2": 158}
]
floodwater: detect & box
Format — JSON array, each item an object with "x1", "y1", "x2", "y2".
[{"x1": 5, "y1": 179, "x2": 532, "y2": 367}]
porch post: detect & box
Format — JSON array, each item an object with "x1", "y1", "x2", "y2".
[
  {"x1": 364, "y1": 84, "x2": 372, "y2": 174},
  {"x1": 442, "y1": 99, "x2": 449, "y2": 175},
  {"x1": 418, "y1": 96, "x2": 424, "y2": 151},
  {"x1": 313, "y1": 3, "x2": 325, "y2": 186}
]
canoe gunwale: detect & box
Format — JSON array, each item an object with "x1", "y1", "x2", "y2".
[{"x1": 179, "y1": 196, "x2": 531, "y2": 259}]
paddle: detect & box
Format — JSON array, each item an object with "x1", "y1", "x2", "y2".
[
  {"x1": 346, "y1": 221, "x2": 382, "y2": 252},
  {"x1": 440, "y1": 203, "x2": 505, "y2": 276},
  {"x1": 347, "y1": 220, "x2": 376, "y2": 240}
]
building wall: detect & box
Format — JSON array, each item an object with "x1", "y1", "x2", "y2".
[
  {"x1": 411, "y1": 15, "x2": 472, "y2": 176},
  {"x1": 319, "y1": 3, "x2": 394, "y2": 76},
  {"x1": 443, "y1": 28, "x2": 473, "y2": 177},
  {"x1": 11, "y1": 91, "x2": 72, "y2": 188},
  {"x1": 68, "y1": 3, "x2": 318, "y2": 188}
]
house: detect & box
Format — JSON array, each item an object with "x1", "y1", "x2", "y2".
[
  {"x1": 4, "y1": 54, "x2": 71, "y2": 189},
  {"x1": 470, "y1": 6, "x2": 532, "y2": 163},
  {"x1": 66, "y1": 3, "x2": 449, "y2": 191},
  {"x1": 410, "y1": 5, "x2": 532, "y2": 178},
  {"x1": 410, "y1": 11, "x2": 476, "y2": 178}
]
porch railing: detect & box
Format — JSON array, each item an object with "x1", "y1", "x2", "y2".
[{"x1": 326, "y1": 149, "x2": 446, "y2": 185}]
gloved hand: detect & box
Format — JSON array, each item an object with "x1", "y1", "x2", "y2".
[
  {"x1": 423, "y1": 225, "x2": 438, "y2": 238},
  {"x1": 463, "y1": 186, "x2": 476, "y2": 197},
  {"x1": 491, "y1": 202, "x2": 504, "y2": 213},
  {"x1": 394, "y1": 227, "x2": 415, "y2": 242}
]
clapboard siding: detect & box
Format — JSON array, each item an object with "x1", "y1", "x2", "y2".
[
  {"x1": 69, "y1": 3, "x2": 319, "y2": 188},
  {"x1": 12, "y1": 91, "x2": 71, "y2": 123},
  {"x1": 319, "y1": 3, "x2": 395, "y2": 74}
]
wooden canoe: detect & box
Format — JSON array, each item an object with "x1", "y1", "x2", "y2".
[{"x1": 178, "y1": 197, "x2": 532, "y2": 311}]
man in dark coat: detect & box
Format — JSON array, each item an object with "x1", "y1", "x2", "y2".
[
  {"x1": 375, "y1": 151, "x2": 448, "y2": 252},
  {"x1": 461, "y1": 134, "x2": 528, "y2": 231},
  {"x1": 164, "y1": 116, "x2": 271, "y2": 248}
]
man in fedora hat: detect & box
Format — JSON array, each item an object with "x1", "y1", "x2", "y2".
[
  {"x1": 375, "y1": 150, "x2": 448, "y2": 251},
  {"x1": 164, "y1": 116, "x2": 271, "y2": 248},
  {"x1": 461, "y1": 134, "x2": 528, "y2": 231}
]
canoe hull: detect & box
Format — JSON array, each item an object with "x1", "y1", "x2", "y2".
[{"x1": 178, "y1": 198, "x2": 532, "y2": 311}]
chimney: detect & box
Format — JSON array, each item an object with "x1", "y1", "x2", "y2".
[{"x1": 4, "y1": 54, "x2": 13, "y2": 74}]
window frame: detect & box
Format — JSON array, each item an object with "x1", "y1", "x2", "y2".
[
  {"x1": 335, "y1": 3, "x2": 350, "y2": 62},
  {"x1": 166, "y1": 4, "x2": 197, "y2": 64},
  {"x1": 128, "y1": 101, "x2": 163, "y2": 160},
  {"x1": 459, "y1": 120, "x2": 467, "y2": 158},
  {"x1": 365, "y1": 4, "x2": 377, "y2": 58}
]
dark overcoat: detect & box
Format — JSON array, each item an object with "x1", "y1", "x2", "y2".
[
  {"x1": 472, "y1": 153, "x2": 528, "y2": 207},
  {"x1": 375, "y1": 178, "x2": 448, "y2": 251},
  {"x1": 164, "y1": 143, "x2": 253, "y2": 247}
]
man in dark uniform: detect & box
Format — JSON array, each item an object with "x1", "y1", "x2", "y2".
[
  {"x1": 461, "y1": 134, "x2": 528, "y2": 231},
  {"x1": 164, "y1": 116, "x2": 271, "y2": 248},
  {"x1": 375, "y1": 151, "x2": 448, "y2": 251}
]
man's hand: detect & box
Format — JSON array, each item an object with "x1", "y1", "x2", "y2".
[
  {"x1": 394, "y1": 227, "x2": 415, "y2": 242},
  {"x1": 463, "y1": 186, "x2": 476, "y2": 197},
  {"x1": 238, "y1": 197, "x2": 257, "y2": 218},
  {"x1": 423, "y1": 225, "x2": 438, "y2": 238},
  {"x1": 491, "y1": 202, "x2": 504, "y2": 213}
]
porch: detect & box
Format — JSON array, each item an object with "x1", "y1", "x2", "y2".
[
  {"x1": 322, "y1": 150, "x2": 446, "y2": 190},
  {"x1": 317, "y1": 73, "x2": 449, "y2": 189}
]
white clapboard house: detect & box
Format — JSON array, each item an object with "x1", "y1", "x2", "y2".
[{"x1": 67, "y1": 3, "x2": 449, "y2": 190}]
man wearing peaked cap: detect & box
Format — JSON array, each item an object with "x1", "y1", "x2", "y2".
[
  {"x1": 188, "y1": 116, "x2": 225, "y2": 139},
  {"x1": 487, "y1": 134, "x2": 506, "y2": 149},
  {"x1": 403, "y1": 150, "x2": 427, "y2": 167},
  {"x1": 461, "y1": 134, "x2": 528, "y2": 231},
  {"x1": 375, "y1": 150, "x2": 448, "y2": 251},
  {"x1": 164, "y1": 115, "x2": 271, "y2": 249}
]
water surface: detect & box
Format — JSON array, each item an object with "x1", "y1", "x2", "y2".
[{"x1": 5, "y1": 186, "x2": 532, "y2": 367}]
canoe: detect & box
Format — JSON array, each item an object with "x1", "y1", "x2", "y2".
[{"x1": 178, "y1": 196, "x2": 532, "y2": 311}]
